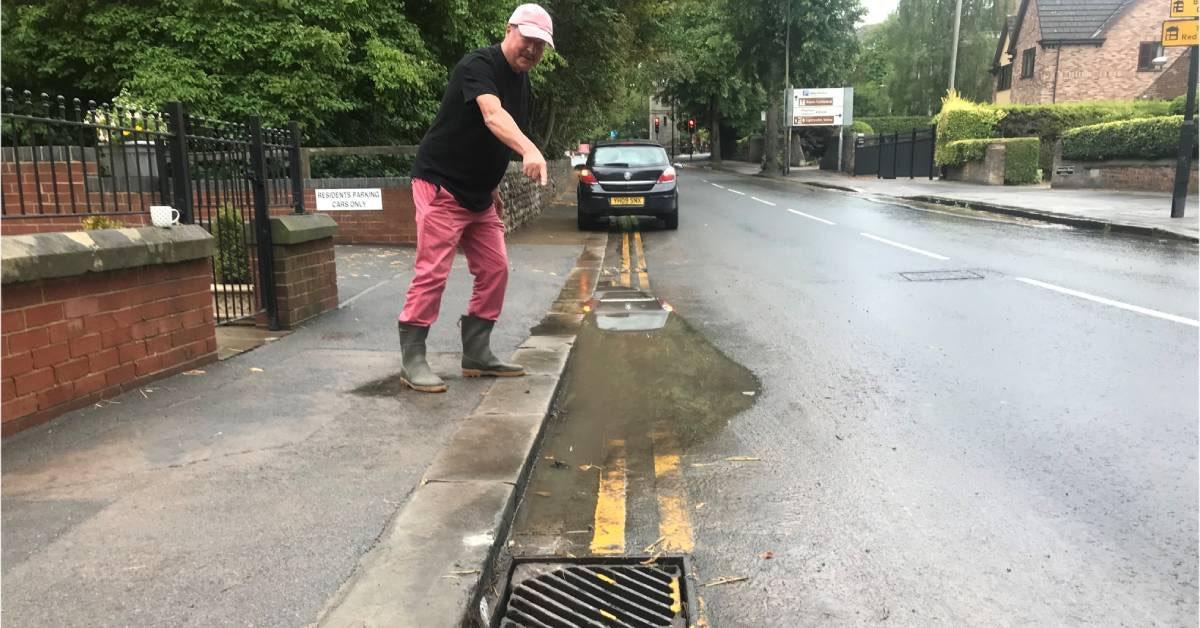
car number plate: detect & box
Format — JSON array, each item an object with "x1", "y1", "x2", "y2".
[{"x1": 609, "y1": 196, "x2": 645, "y2": 207}]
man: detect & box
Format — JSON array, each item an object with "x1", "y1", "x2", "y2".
[{"x1": 397, "y1": 4, "x2": 554, "y2": 393}]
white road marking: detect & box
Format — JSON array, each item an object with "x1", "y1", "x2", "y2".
[
  {"x1": 1014, "y1": 277, "x2": 1200, "y2": 328},
  {"x1": 787, "y1": 208, "x2": 836, "y2": 226},
  {"x1": 339, "y1": 273, "x2": 404, "y2": 309},
  {"x1": 726, "y1": 188, "x2": 746, "y2": 196},
  {"x1": 750, "y1": 196, "x2": 776, "y2": 206},
  {"x1": 859, "y1": 233, "x2": 950, "y2": 260},
  {"x1": 711, "y1": 183, "x2": 726, "y2": 190}
]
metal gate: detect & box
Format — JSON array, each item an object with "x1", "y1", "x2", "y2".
[
  {"x1": 0, "y1": 89, "x2": 303, "y2": 330},
  {"x1": 853, "y1": 126, "x2": 937, "y2": 179},
  {"x1": 165, "y1": 103, "x2": 304, "y2": 329}
]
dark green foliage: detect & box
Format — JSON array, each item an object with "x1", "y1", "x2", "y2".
[
  {"x1": 1061, "y1": 116, "x2": 1186, "y2": 162},
  {"x1": 858, "y1": 116, "x2": 932, "y2": 135},
  {"x1": 213, "y1": 206, "x2": 251, "y2": 285}
]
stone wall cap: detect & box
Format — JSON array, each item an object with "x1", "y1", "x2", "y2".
[
  {"x1": 2, "y1": 225, "x2": 214, "y2": 285},
  {"x1": 270, "y1": 213, "x2": 338, "y2": 245}
]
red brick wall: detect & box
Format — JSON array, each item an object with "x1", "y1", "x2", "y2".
[
  {"x1": 273, "y1": 238, "x2": 339, "y2": 328},
  {"x1": 1010, "y1": 0, "x2": 1048, "y2": 104},
  {"x1": 302, "y1": 185, "x2": 416, "y2": 245},
  {"x1": 1142, "y1": 52, "x2": 1193, "y2": 100},
  {"x1": 1009, "y1": 0, "x2": 1188, "y2": 104},
  {"x1": 2, "y1": 260, "x2": 217, "y2": 436},
  {"x1": 1, "y1": 160, "x2": 159, "y2": 235},
  {"x1": 1053, "y1": 0, "x2": 1188, "y2": 102},
  {"x1": 1053, "y1": 160, "x2": 1200, "y2": 192}
]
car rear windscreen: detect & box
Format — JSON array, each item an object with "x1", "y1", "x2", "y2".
[{"x1": 593, "y1": 145, "x2": 669, "y2": 167}]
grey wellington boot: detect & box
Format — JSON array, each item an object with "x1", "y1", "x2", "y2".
[
  {"x1": 397, "y1": 322, "x2": 448, "y2": 393},
  {"x1": 460, "y1": 315, "x2": 526, "y2": 378}
]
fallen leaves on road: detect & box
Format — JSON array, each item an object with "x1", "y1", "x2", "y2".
[
  {"x1": 578, "y1": 464, "x2": 602, "y2": 472},
  {"x1": 640, "y1": 552, "x2": 664, "y2": 565},
  {"x1": 643, "y1": 535, "x2": 667, "y2": 553},
  {"x1": 182, "y1": 370, "x2": 206, "y2": 376},
  {"x1": 249, "y1": 367, "x2": 264, "y2": 373},
  {"x1": 534, "y1": 491, "x2": 552, "y2": 497},
  {"x1": 441, "y1": 569, "x2": 481, "y2": 579},
  {"x1": 702, "y1": 576, "x2": 749, "y2": 587},
  {"x1": 696, "y1": 503, "x2": 706, "y2": 510},
  {"x1": 759, "y1": 551, "x2": 774, "y2": 560}
]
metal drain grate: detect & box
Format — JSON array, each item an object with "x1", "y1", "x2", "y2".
[
  {"x1": 899, "y1": 270, "x2": 985, "y2": 281},
  {"x1": 499, "y1": 561, "x2": 687, "y2": 628}
]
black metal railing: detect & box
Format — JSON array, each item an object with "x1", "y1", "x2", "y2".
[
  {"x1": 1, "y1": 88, "x2": 172, "y2": 218},
  {"x1": 2, "y1": 86, "x2": 305, "y2": 329}
]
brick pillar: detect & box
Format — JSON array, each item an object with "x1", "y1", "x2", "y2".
[{"x1": 268, "y1": 214, "x2": 339, "y2": 328}]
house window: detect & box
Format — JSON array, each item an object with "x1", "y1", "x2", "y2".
[
  {"x1": 1021, "y1": 48, "x2": 1036, "y2": 79},
  {"x1": 1138, "y1": 42, "x2": 1164, "y2": 71},
  {"x1": 998, "y1": 64, "x2": 1013, "y2": 91}
]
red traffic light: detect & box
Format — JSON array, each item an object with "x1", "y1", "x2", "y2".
[{"x1": 687, "y1": 119, "x2": 696, "y2": 129}]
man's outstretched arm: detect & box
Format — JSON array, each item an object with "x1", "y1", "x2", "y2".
[{"x1": 477, "y1": 94, "x2": 547, "y2": 185}]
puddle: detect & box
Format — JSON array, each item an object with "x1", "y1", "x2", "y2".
[
  {"x1": 505, "y1": 311, "x2": 760, "y2": 556},
  {"x1": 561, "y1": 313, "x2": 760, "y2": 448},
  {"x1": 350, "y1": 372, "x2": 407, "y2": 397}
]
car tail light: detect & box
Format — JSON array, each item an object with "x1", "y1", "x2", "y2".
[
  {"x1": 658, "y1": 167, "x2": 676, "y2": 183},
  {"x1": 579, "y1": 169, "x2": 598, "y2": 184}
]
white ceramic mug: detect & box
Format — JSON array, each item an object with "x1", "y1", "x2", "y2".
[{"x1": 150, "y1": 205, "x2": 180, "y2": 228}]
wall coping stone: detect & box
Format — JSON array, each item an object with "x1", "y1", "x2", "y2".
[
  {"x1": 1058, "y1": 158, "x2": 1195, "y2": 169},
  {"x1": 1, "y1": 225, "x2": 213, "y2": 285},
  {"x1": 270, "y1": 213, "x2": 338, "y2": 245},
  {"x1": 304, "y1": 177, "x2": 412, "y2": 188}
]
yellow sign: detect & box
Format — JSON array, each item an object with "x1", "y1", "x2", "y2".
[
  {"x1": 1162, "y1": 18, "x2": 1199, "y2": 46},
  {"x1": 1170, "y1": 0, "x2": 1198, "y2": 18}
]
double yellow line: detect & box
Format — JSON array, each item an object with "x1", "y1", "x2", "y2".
[
  {"x1": 589, "y1": 428, "x2": 695, "y2": 555},
  {"x1": 619, "y1": 232, "x2": 651, "y2": 291}
]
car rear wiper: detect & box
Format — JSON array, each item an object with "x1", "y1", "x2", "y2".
[{"x1": 599, "y1": 162, "x2": 629, "y2": 167}]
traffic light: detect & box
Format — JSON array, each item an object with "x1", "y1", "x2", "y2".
[
  {"x1": 687, "y1": 119, "x2": 696, "y2": 130},
  {"x1": 654, "y1": 116, "x2": 660, "y2": 133}
]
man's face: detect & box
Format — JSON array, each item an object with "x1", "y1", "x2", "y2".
[{"x1": 508, "y1": 27, "x2": 546, "y2": 72}]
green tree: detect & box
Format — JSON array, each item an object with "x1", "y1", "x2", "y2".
[
  {"x1": 727, "y1": 0, "x2": 863, "y2": 174},
  {"x1": 877, "y1": 0, "x2": 1007, "y2": 116}
]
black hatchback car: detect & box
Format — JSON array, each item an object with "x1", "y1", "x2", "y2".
[{"x1": 576, "y1": 140, "x2": 678, "y2": 230}]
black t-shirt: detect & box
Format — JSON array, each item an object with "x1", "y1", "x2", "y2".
[{"x1": 411, "y1": 44, "x2": 531, "y2": 212}]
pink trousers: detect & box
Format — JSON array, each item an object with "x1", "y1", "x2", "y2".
[{"x1": 398, "y1": 178, "x2": 508, "y2": 327}]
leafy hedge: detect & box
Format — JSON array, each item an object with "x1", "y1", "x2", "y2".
[
  {"x1": 1170, "y1": 95, "x2": 1195, "y2": 116},
  {"x1": 1061, "y1": 116, "x2": 1185, "y2": 161},
  {"x1": 849, "y1": 120, "x2": 874, "y2": 134},
  {"x1": 1002, "y1": 137, "x2": 1040, "y2": 184},
  {"x1": 858, "y1": 116, "x2": 932, "y2": 135},
  {"x1": 935, "y1": 91, "x2": 1005, "y2": 166},
  {"x1": 940, "y1": 139, "x2": 990, "y2": 166},
  {"x1": 995, "y1": 100, "x2": 1173, "y2": 174},
  {"x1": 941, "y1": 137, "x2": 1039, "y2": 184}
]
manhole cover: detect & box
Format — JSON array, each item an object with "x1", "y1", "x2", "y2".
[
  {"x1": 497, "y1": 558, "x2": 691, "y2": 627},
  {"x1": 899, "y1": 270, "x2": 985, "y2": 282}
]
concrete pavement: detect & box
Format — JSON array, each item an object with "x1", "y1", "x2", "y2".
[
  {"x1": 705, "y1": 160, "x2": 1199, "y2": 241},
  {"x1": 1, "y1": 203, "x2": 596, "y2": 627}
]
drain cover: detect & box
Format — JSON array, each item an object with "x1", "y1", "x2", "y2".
[
  {"x1": 498, "y1": 560, "x2": 689, "y2": 627},
  {"x1": 899, "y1": 270, "x2": 985, "y2": 281}
]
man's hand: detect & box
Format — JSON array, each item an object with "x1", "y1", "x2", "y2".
[
  {"x1": 523, "y1": 149, "x2": 548, "y2": 186},
  {"x1": 492, "y1": 189, "x2": 505, "y2": 217}
]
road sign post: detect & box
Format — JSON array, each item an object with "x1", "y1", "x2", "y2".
[{"x1": 1163, "y1": 0, "x2": 1198, "y2": 217}]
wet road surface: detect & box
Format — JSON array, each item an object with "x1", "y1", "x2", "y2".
[{"x1": 503, "y1": 169, "x2": 1198, "y2": 626}]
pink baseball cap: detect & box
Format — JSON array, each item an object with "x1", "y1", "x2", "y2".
[{"x1": 509, "y1": 3, "x2": 554, "y2": 48}]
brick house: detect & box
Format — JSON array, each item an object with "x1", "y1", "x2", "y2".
[{"x1": 992, "y1": 0, "x2": 1190, "y2": 104}]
